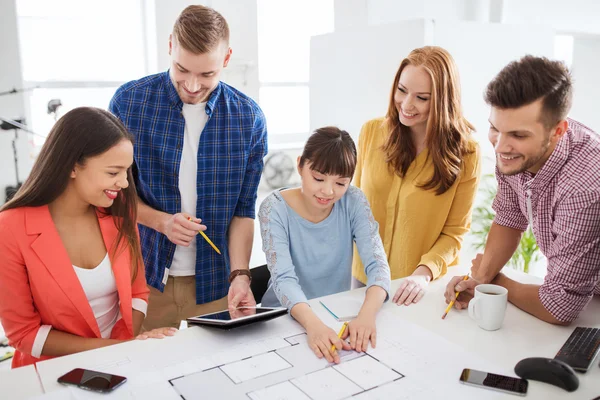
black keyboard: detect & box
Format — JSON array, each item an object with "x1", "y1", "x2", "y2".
[{"x1": 554, "y1": 327, "x2": 600, "y2": 372}]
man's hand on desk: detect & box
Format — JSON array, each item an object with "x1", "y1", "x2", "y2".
[
  {"x1": 444, "y1": 276, "x2": 478, "y2": 309},
  {"x1": 136, "y1": 327, "x2": 178, "y2": 340},
  {"x1": 444, "y1": 253, "x2": 493, "y2": 309}
]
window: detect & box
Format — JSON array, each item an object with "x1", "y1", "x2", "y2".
[
  {"x1": 16, "y1": 0, "x2": 148, "y2": 143},
  {"x1": 257, "y1": 0, "x2": 334, "y2": 137}
]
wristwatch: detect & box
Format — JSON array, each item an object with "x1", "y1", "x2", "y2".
[{"x1": 228, "y1": 269, "x2": 252, "y2": 284}]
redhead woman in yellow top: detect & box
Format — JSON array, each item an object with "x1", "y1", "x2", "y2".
[{"x1": 352, "y1": 46, "x2": 480, "y2": 305}]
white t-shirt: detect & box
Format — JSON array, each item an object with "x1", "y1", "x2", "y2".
[{"x1": 170, "y1": 102, "x2": 209, "y2": 276}]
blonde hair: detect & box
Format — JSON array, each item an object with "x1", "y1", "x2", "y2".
[
  {"x1": 382, "y1": 46, "x2": 475, "y2": 195},
  {"x1": 172, "y1": 5, "x2": 229, "y2": 54}
]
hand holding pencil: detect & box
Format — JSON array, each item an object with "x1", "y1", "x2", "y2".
[
  {"x1": 187, "y1": 217, "x2": 221, "y2": 254},
  {"x1": 161, "y1": 213, "x2": 207, "y2": 247},
  {"x1": 330, "y1": 322, "x2": 349, "y2": 353},
  {"x1": 305, "y1": 319, "x2": 351, "y2": 364},
  {"x1": 442, "y1": 275, "x2": 469, "y2": 319},
  {"x1": 443, "y1": 274, "x2": 480, "y2": 318}
]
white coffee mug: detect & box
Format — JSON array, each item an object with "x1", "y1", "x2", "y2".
[{"x1": 468, "y1": 284, "x2": 508, "y2": 331}]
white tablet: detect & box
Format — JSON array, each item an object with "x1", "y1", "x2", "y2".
[{"x1": 186, "y1": 306, "x2": 287, "y2": 329}]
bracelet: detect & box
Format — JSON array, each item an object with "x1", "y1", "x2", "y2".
[{"x1": 228, "y1": 269, "x2": 252, "y2": 284}]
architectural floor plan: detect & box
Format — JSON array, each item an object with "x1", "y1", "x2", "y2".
[
  {"x1": 169, "y1": 332, "x2": 434, "y2": 400},
  {"x1": 32, "y1": 311, "x2": 501, "y2": 400}
]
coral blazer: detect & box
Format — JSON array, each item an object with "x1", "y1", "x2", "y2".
[{"x1": 0, "y1": 205, "x2": 149, "y2": 368}]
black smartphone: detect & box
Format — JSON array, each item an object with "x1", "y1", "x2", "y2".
[
  {"x1": 460, "y1": 368, "x2": 528, "y2": 396},
  {"x1": 57, "y1": 368, "x2": 127, "y2": 393}
]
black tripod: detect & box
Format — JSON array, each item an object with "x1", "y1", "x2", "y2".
[
  {"x1": 0, "y1": 117, "x2": 29, "y2": 201},
  {"x1": 0, "y1": 86, "x2": 53, "y2": 202}
]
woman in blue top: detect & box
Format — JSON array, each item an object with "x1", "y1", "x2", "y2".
[{"x1": 259, "y1": 127, "x2": 391, "y2": 364}]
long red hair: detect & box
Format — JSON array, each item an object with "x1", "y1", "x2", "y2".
[{"x1": 382, "y1": 46, "x2": 475, "y2": 195}]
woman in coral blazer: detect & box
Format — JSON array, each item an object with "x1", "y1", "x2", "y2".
[{"x1": 0, "y1": 107, "x2": 175, "y2": 368}]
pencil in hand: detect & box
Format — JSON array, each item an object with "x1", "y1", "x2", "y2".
[
  {"x1": 187, "y1": 217, "x2": 221, "y2": 255},
  {"x1": 441, "y1": 275, "x2": 469, "y2": 319},
  {"x1": 330, "y1": 322, "x2": 349, "y2": 353}
]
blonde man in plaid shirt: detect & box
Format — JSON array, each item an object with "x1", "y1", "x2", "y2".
[{"x1": 445, "y1": 56, "x2": 600, "y2": 325}]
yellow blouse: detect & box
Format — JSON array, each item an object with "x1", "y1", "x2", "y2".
[{"x1": 352, "y1": 117, "x2": 481, "y2": 282}]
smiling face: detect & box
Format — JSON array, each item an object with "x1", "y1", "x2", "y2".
[
  {"x1": 70, "y1": 139, "x2": 134, "y2": 208},
  {"x1": 488, "y1": 98, "x2": 564, "y2": 176},
  {"x1": 394, "y1": 64, "x2": 432, "y2": 135},
  {"x1": 298, "y1": 161, "x2": 351, "y2": 213},
  {"x1": 168, "y1": 37, "x2": 231, "y2": 104}
]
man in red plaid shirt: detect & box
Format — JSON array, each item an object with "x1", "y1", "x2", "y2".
[{"x1": 445, "y1": 56, "x2": 600, "y2": 324}]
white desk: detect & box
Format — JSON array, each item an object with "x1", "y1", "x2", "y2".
[
  {"x1": 0, "y1": 364, "x2": 43, "y2": 399},
  {"x1": 7, "y1": 266, "x2": 600, "y2": 399},
  {"x1": 372, "y1": 267, "x2": 600, "y2": 399}
]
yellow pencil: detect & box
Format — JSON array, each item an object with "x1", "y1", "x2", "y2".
[
  {"x1": 330, "y1": 321, "x2": 349, "y2": 353},
  {"x1": 188, "y1": 217, "x2": 221, "y2": 255},
  {"x1": 0, "y1": 351, "x2": 14, "y2": 363},
  {"x1": 441, "y1": 275, "x2": 469, "y2": 319}
]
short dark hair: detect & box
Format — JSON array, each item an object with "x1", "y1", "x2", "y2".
[
  {"x1": 485, "y1": 55, "x2": 573, "y2": 129},
  {"x1": 299, "y1": 127, "x2": 357, "y2": 178}
]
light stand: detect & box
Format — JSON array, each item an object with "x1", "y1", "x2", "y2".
[
  {"x1": 0, "y1": 86, "x2": 38, "y2": 97},
  {"x1": 0, "y1": 86, "x2": 36, "y2": 201},
  {"x1": 1, "y1": 86, "x2": 60, "y2": 202},
  {"x1": 0, "y1": 117, "x2": 30, "y2": 201}
]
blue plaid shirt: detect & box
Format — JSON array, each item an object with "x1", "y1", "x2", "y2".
[{"x1": 109, "y1": 71, "x2": 268, "y2": 303}]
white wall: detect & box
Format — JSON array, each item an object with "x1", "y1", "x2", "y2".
[
  {"x1": 154, "y1": 0, "x2": 259, "y2": 101},
  {"x1": 367, "y1": 0, "x2": 471, "y2": 25},
  {"x1": 0, "y1": 0, "x2": 30, "y2": 204},
  {"x1": 570, "y1": 35, "x2": 600, "y2": 132},
  {"x1": 364, "y1": 0, "x2": 600, "y2": 32},
  {"x1": 310, "y1": 19, "x2": 427, "y2": 138},
  {"x1": 334, "y1": 0, "x2": 368, "y2": 30},
  {"x1": 502, "y1": 0, "x2": 600, "y2": 34}
]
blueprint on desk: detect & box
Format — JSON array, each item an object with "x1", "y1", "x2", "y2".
[
  {"x1": 171, "y1": 332, "x2": 409, "y2": 400},
  {"x1": 33, "y1": 311, "x2": 506, "y2": 400},
  {"x1": 166, "y1": 311, "x2": 504, "y2": 400}
]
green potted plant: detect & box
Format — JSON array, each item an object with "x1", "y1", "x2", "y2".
[{"x1": 470, "y1": 174, "x2": 541, "y2": 273}]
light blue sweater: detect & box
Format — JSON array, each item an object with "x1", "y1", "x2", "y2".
[{"x1": 258, "y1": 186, "x2": 391, "y2": 309}]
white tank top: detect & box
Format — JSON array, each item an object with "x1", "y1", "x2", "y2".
[{"x1": 73, "y1": 253, "x2": 120, "y2": 338}]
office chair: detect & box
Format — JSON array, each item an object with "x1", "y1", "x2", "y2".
[{"x1": 250, "y1": 264, "x2": 270, "y2": 305}]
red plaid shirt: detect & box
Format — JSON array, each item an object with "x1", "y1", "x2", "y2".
[{"x1": 492, "y1": 119, "x2": 600, "y2": 323}]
